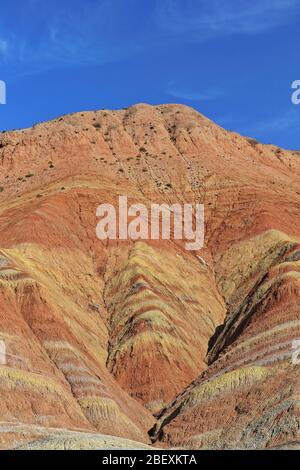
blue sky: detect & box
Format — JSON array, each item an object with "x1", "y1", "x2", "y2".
[{"x1": 0, "y1": 0, "x2": 300, "y2": 149}]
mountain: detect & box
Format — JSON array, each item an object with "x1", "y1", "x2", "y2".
[{"x1": 0, "y1": 104, "x2": 299, "y2": 449}]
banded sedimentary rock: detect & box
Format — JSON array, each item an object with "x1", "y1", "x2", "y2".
[
  {"x1": 150, "y1": 230, "x2": 300, "y2": 449},
  {"x1": 0, "y1": 104, "x2": 299, "y2": 449}
]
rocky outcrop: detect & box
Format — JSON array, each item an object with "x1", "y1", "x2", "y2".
[
  {"x1": 0, "y1": 104, "x2": 299, "y2": 449},
  {"x1": 150, "y1": 230, "x2": 300, "y2": 449}
]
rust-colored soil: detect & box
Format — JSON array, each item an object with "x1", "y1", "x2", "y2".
[{"x1": 0, "y1": 104, "x2": 299, "y2": 449}]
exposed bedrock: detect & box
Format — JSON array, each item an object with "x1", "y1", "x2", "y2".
[{"x1": 0, "y1": 104, "x2": 299, "y2": 448}]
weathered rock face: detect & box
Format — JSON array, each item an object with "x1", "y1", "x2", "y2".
[
  {"x1": 0, "y1": 103, "x2": 299, "y2": 449},
  {"x1": 150, "y1": 231, "x2": 300, "y2": 449}
]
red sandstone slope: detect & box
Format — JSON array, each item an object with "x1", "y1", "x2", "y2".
[{"x1": 0, "y1": 104, "x2": 299, "y2": 449}]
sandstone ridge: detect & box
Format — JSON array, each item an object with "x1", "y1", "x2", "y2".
[{"x1": 0, "y1": 104, "x2": 299, "y2": 449}]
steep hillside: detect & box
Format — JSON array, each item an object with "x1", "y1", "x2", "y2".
[{"x1": 0, "y1": 104, "x2": 299, "y2": 449}]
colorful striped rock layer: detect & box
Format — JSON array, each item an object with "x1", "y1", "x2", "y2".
[{"x1": 0, "y1": 104, "x2": 299, "y2": 449}]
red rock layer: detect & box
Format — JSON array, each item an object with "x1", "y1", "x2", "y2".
[{"x1": 0, "y1": 104, "x2": 299, "y2": 448}]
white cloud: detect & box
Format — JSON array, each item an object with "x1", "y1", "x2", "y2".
[
  {"x1": 167, "y1": 84, "x2": 223, "y2": 102},
  {"x1": 0, "y1": 1, "x2": 140, "y2": 70},
  {"x1": 243, "y1": 109, "x2": 299, "y2": 135},
  {"x1": 0, "y1": 39, "x2": 9, "y2": 58},
  {"x1": 156, "y1": 0, "x2": 300, "y2": 38}
]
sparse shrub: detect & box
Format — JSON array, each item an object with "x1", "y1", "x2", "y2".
[{"x1": 247, "y1": 138, "x2": 259, "y2": 147}]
